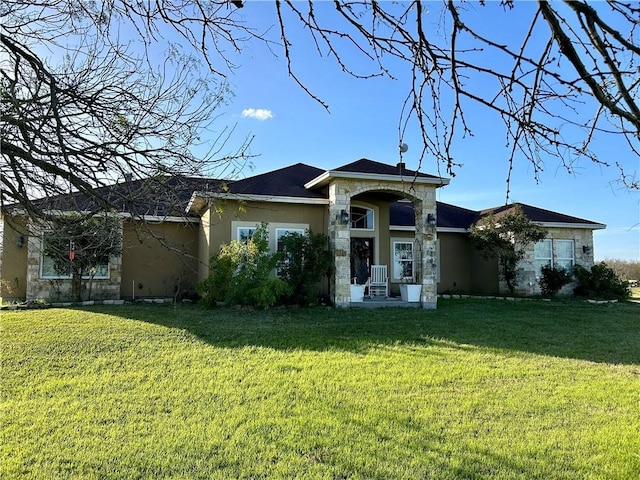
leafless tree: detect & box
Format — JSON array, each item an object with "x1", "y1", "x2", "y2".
[
  {"x1": 2, "y1": 0, "x2": 638, "y2": 224},
  {"x1": 1, "y1": 1, "x2": 255, "y2": 220},
  {"x1": 272, "y1": 1, "x2": 640, "y2": 194}
]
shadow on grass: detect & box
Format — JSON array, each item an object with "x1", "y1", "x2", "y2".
[{"x1": 93, "y1": 298, "x2": 640, "y2": 365}]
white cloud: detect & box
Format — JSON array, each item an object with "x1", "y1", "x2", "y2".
[{"x1": 241, "y1": 108, "x2": 273, "y2": 121}]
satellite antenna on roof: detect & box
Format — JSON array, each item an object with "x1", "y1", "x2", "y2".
[{"x1": 399, "y1": 143, "x2": 408, "y2": 153}]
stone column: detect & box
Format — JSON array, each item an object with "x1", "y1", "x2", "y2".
[
  {"x1": 414, "y1": 189, "x2": 438, "y2": 309},
  {"x1": 328, "y1": 182, "x2": 351, "y2": 307}
]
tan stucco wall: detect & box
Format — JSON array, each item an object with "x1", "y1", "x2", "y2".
[
  {"x1": 121, "y1": 220, "x2": 199, "y2": 299},
  {"x1": 203, "y1": 201, "x2": 328, "y2": 260},
  {"x1": 438, "y1": 232, "x2": 475, "y2": 293},
  {"x1": 0, "y1": 216, "x2": 29, "y2": 301},
  {"x1": 389, "y1": 230, "x2": 500, "y2": 295}
]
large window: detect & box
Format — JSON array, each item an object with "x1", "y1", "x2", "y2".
[
  {"x1": 276, "y1": 228, "x2": 306, "y2": 251},
  {"x1": 534, "y1": 239, "x2": 575, "y2": 276},
  {"x1": 350, "y1": 206, "x2": 374, "y2": 230},
  {"x1": 40, "y1": 236, "x2": 109, "y2": 280},
  {"x1": 41, "y1": 252, "x2": 71, "y2": 279},
  {"x1": 534, "y1": 239, "x2": 553, "y2": 277},
  {"x1": 237, "y1": 226, "x2": 257, "y2": 243},
  {"x1": 393, "y1": 241, "x2": 414, "y2": 281},
  {"x1": 555, "y1": 240, "x2": 575, "y2": 272}
]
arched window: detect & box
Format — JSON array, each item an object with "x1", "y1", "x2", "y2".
[{"x1": 350, "y1": 206, "x2": 374, "y2": 230}]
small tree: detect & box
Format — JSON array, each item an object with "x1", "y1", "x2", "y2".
[
  {"x1": 277, "y1": 230, "x2": 332, "y2": 306},
  {"x1": 42, "y1": 213, "x2": 122, "y2": 301},
  {"x1": 470, "y1": 205, "x2": 547, "y2": 295}
]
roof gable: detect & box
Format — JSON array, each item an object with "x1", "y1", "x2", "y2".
[{"x1": 334, "y1": 158, "x2": 440, "y2": 180}]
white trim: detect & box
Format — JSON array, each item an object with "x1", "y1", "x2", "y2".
[
  {"x1": 187, "y1": 191, "x2": 329, "y2": 212},
  {"x1": 391, "y1": 223, "x2": 603, "y2": 233},
  {"x1": 390, "y1": 225, "x2": 468, "y2": 233},
  {"x1": 391, "y1": 239, "x2": 415, "y2": 282},
  {"x1": 118, "y1": 213, "x2": 199, "y2": 224},
  {"x1": 304, "y1": 170, "x2": 450, "y2": 189},
  {"x1": 350, "y1": 205, "x2": 375, "y2": 231},
  {"x1": 535, "y1": 221, "x2": 606, "y2": 230}
]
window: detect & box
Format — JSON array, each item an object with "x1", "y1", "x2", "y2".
[
  {"x1": 350, "y1": 206, "x2": 374, "y2": 230},
  {"x1": 275, "y1": 228, "x2": 306, "y2": 275},
  {"x1": 237, "y1": 226, "x2": 257, "y2": 243},
  {"x1": 40, "y1": 235, "x2": 109, "y2": 280},
  {"x1": 534, "y1": 239, "x2": 552, "y2": 277},
  {"x1": 276, "y1": 228, "x2": 305, "y2": 251},
  {"x1": 393, "y1": 241, "x2": 414, "y2": 281},
  {"x1": 41, "y1": 253, "x2": 71, "y2": 279},
  {"x1": 555, "y1": 240, "x2": 575, "y2": 272}
]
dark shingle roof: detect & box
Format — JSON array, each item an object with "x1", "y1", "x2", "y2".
[
  {"x1": 28, "y1": 176, "x2": 223, "y2": 217},
  {"x1": 334, "y1": 158, "x2": 441, "y2": 179},
  {"x1": 389, "y1": 201, "x2": 480, "y2": 229},
  {"x1": 480, "y1": 203, "x2": 602, "y2": 225},
  {"x1": 226, "y1": 163, "x2": 326, "y2": 198},
  {"x1": 389, "y1": 201, "x2": 602, "y2": 230}
]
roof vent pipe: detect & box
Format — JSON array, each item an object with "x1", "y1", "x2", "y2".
[{"x1": 397, "y1": 162, "x2": 406, "y2": 172}]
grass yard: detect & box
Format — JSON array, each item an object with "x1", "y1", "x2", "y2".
[{"x1": 1, "y1": 299, "x2": 639, "y2": 479}]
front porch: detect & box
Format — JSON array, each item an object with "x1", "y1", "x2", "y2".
[{"x1": 350, "y1": 295, "x2": 422, "y2": 308}]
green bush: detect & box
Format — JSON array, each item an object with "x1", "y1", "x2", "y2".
[
  {"x1": 197, "y1": 223, "x2": 290, "y2": 308},
  {"x1": 277, "y1": 230, "x2": 333, "y2": 305},
  {"x1": 538, "y1": 265, "x2": 572, "y2": 297},
  {"x1": 573, "y1": 262, "x2": 631, "y2": 300}
]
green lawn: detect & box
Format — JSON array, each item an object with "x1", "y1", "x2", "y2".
[{"x1": 2, "y1": 300, "x2": 639, "y2": 479}]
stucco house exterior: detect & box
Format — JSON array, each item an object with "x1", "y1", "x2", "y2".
[{"x1": 0, "y1": 159, "x2": 605, "y2": 307}]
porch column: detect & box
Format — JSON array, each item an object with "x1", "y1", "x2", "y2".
[
  {"x1": 328, "y1": 182, "x2": 351, "y2": 307},
  {"x1": 414, "y1": 194, "x2": 438, "y2": 309}
]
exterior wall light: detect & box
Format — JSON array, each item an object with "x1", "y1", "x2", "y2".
[
  {"x1": 427, "y1": 213, "x2": 437, "y2": 227},
  {"x1": 338, "y1": 209, "x2": 350, "y2": 225},
  {"x1": 582, "y1": 245, "x2": 591, "y2": 254},
  {"x1": 16, "y1": 236, "x2": 25, "y2": 248}
]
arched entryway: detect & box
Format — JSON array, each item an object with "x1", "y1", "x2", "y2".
[{"x1": 327, "y1": 179, "x2": 440, "y2": 309}]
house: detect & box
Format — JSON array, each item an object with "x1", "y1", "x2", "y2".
[{"x1": 0, "y1": 159, "x2": 605, "y2": 307}]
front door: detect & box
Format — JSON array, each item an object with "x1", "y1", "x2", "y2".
[{"x1": 351, "y1": 238, "x2": 374, "y2": 285}]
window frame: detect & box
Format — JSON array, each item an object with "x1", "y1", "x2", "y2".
[
  {"x1": 40, "y1": 235, "x2": 110, "y2": 280},
  {"x1": 350, "y1": 206, "x2": 375, "y2": 231},
  {"x1": 534, "y1": 239, "x2": 553, "y2": 278},
  {"x1": 555, "y1": 239, "x2": 575, "y2": 272},
  {"x1": 275, "y1": 228, "x2": 306, "y2": 252},
  {"x1": 237, "y1": 226, "x2": 257, "y2": 243},
  {"x1": 392, "y1": 240, "x2": 414, "y2": 281}
]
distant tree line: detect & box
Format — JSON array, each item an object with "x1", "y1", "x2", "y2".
[{"x1": 604, "y1": 259, "x2": 640, "y2": 282}]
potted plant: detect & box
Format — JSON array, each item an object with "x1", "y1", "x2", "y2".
[
  {"x1": 350, "y1": 278, "x2": 366, "y2": 302},
  {"x1": 397, "y1": 248, "x2": 422, "y2": 302}
]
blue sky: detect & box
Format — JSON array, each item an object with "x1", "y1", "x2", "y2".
[{"x1": 211, "y1": 2, "x2": 639, "y2": 261}]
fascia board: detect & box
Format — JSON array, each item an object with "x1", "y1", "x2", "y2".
[
  {"x1": 118, "y1": 213, "x2": 199, "y2": 224},
  {"x1": 305, "y1": 170, "x2": 450, "y2": 189},
  {"x1": 389, "y1": 225, "x2": 468, "y2": 233},
  {"x1": 189, "y1": 192, "x2": 329, "y2": 207},
  {"x1": 536, "y1": 221, "x2": 607, "y2": 230}
]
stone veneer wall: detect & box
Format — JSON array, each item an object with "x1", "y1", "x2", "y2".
[
  {"x1": 25, "y1": 221, "x2": 123, "y2": 301},
  {"x1": 505, "y1": 227, "x2": 596, "y2": 296},
  {"x1": 328, "y1": 177, "x2": 438, "y2": 309}
]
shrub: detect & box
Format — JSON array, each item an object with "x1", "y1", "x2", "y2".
[
  {"x1": 539, "y1": 265, "x2": 572, "y2": 297},
  {"x1": 197, "y1": 223, "x2": 291, "y2": 308},
  {"x1": 277, "y1": 230, "x2": 332, "y2": 305},
  {"x1": 573, "y1": 262, "x2": 631, "y2": 300}
]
